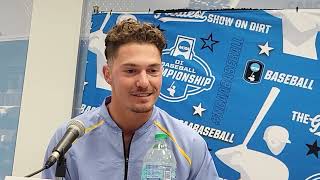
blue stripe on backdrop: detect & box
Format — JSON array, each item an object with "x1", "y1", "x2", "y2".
[{"x1": 82, "y1": 10, "x2": 320, "y2": 180}]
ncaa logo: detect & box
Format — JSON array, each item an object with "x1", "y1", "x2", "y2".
[
  {"x1": 171, "y1": 36, "x2": 194, "y2": 60},
  {"x1": 160, "y1": 35, "x2": 215, "y2": 102},
  {"x1": 178, "y1": 41, "x2": 190, "y2": 52}
]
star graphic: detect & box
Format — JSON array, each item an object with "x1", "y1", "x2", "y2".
[
  {"x1": 200, "y1": 33, "x2": 219, "y2": 52},
  {"x1": 258, "y1": 42, "x2": 274, "y2": 56},
  {"x1": 306, "y1": 140, "x2": 320, "y2": 158},
  {"x1": 156, "y1": 25, "x2": 165, "y2": 32},
  {"x1": 193, "y1": 103, "x2": 206, "y2": 117}
]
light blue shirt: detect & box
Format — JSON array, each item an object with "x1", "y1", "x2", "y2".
[{"x1": 42, "y1": 97, "x2": 220, "y2": 180}]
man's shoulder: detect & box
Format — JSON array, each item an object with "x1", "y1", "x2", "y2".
[
  {"x1": 154, "y1": 107, "x2": 210, "y2": 165},
  {"x1": 73, "y1": 106, "x2": 103, "y2": 129},
  {"x1": 155, "y1": 107, "x2": 204, "y2": 141}
]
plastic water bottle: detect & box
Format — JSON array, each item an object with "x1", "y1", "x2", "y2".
[{"x1": 141, "y1": 132, "x2": 177, "y2": 180}]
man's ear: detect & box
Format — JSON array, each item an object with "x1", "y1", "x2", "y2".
[{"x1": 102, "y1": 64, "x2": 112, "y2": 84}]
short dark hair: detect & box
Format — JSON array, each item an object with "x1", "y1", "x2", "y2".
[{"x1": 104, "y1": 19, "x2": 166, "y2": 63}]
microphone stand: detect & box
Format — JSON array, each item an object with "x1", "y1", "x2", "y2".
[
  {"x1": 50, "y1": 139, "x2": 72, "y2": 179},
  {"x1": 55, "y1": 150, "x2": 67, "y2": 180},
  {"x1": 25, "y1": 149, "x2": 69, "y2": 179},
  {"x1": 25, "y1": 130, "x2": 75, "y2": 178}
]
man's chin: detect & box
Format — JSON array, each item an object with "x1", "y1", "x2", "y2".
[{"x1": 130, "y1": 105, "x2": 153, "y2": 113}]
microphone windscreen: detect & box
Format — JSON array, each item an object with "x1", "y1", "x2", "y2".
[{"x1": 67, "y1": 120, "x2": 85, "y2": 137}]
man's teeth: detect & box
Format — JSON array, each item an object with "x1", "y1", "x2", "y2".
[{"x1": 134, "y1": 93, "x2": 150, "y2": 97}]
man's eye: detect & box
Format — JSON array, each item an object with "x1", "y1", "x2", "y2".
[
  {"x1": 148, "y1": 69, "x2": 159, "y2": 73},
  {"x1": 125, "y1": 69, "x2": 135, "y2": 73}
]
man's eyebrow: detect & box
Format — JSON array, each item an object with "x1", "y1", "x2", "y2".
[
  {"x1": 148, "y1": 63, "x2": 162, "y2": 68},
  {"x1": 120, "y1": 63, "x2": 161, "y2": 68},
  {"x1": 121, "y1": 63, "x2": 137, "y2": 67}
]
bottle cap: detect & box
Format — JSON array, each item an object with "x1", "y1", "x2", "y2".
[{"x1": 155, "y1": 133, "x2": 168, "y2": 140}]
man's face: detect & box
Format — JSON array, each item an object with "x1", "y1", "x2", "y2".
[{"x1": 103, "y1": 43, "x2": 162, "y2": 113}]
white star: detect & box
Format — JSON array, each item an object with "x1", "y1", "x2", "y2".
[
  {"x1": 193, "y1": 103, "x2": 206, "y2": 117},
  {"x1": 258, "y1": 42, "x2": 274, "y2": 56}
]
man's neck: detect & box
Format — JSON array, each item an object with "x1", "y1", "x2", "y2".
[{"x1": 106, "y1": 103, "x2": 153, "y2": 133}]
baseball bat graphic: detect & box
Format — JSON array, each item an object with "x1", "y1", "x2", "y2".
[
  {"x1": 100, "y1": 13, "x2": 111, "y2": 31},
  {"x1": 242, "y1": 87, "x2": 280, "y2": 147}
]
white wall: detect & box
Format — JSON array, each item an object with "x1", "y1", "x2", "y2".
[
  {"x1": 0, "y1": 0, "x2": 32, "y2": 41},
  {"x1": 12, "y1": 0, "x2": 84, "y2": 177}
]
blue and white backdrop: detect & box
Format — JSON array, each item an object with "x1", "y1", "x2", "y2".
[{"x1": 82, "y1": 10, "x2": 320, "y2": 180}]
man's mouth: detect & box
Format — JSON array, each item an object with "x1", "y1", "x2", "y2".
[{"x1": 131, "y1": 92, "x2": 152, "y2": 97}]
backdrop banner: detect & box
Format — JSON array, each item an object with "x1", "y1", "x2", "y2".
[{"x1": 82, "y1": 10, "x2": 320, "y2": 180}]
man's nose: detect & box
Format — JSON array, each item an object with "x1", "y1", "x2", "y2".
[{"x1": 136, "y1": 71, "x2": 149, "y2": 88}]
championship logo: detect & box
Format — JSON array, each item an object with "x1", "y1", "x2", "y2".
[{"x1": 160, "y1": 35, "x2": 215, "y2": 102}]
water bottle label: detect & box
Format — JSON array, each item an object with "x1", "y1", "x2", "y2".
[
  {"x1": 141, "y1": 165, "x2": 176, "y2": 180},
  {"x1": 163, "y1": 169, "x2": 172, "y2": 180}
]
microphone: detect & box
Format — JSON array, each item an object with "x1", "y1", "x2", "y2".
[{"x1": 45, "y1": 120, "x2": 85, "y2": 169}]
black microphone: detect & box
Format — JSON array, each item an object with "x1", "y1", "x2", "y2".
[{"x1": 45, "y1": 120, "x2": 85, "y2": 169}]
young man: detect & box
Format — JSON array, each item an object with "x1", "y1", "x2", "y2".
[{"x1": 42, "y1": 19, "x2": 220, "y2": 180}]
